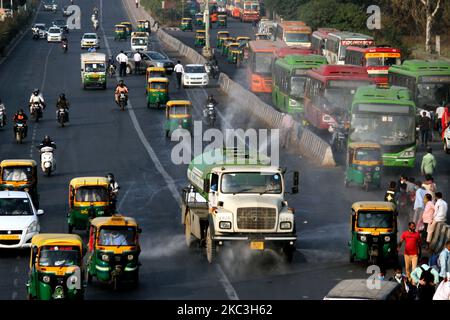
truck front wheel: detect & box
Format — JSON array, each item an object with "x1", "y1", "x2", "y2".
[{"x1": 206, "y1": 226, "x2": 217, "y2": 264}]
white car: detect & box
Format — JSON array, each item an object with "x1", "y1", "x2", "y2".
[
  {"x1": 444, "y1": 125, "x2": 450, "y2": 154},
  {"x1": 0, "y1": 191, "x2": 44, "y2": 249},
  {"x1": 183, "y1": 64, "x2": 209, "y2": 87},
  {"x1": 81, "y1": 33, "x2": 100, "y2": 49},
  {"x1": 43, "y1": 0, "x2": 57, "y2": 11},
  {"x1": 47, "y1": 27, "x2": 62, "y2": 42},
  {"x1": 34, "y1": 23, "x2": 47, "y2": 39}
]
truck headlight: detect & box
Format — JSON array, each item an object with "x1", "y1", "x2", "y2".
[
  {"x1": 280, "y1": 222, "x2": 292, "y2": 230},
  {"x1": 27, "y1": 221, "x2": 38, "y2": 234},
  {"x1": 219, "y1": 221, "x2": 231, "y2": 229},
  {"x1": 127, "y1": 254, "x2": 134, "y2": 261},
  {"x1": 102, "y1": 254, "x2": 110, "y2": 262}
]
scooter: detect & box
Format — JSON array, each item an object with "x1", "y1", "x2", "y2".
[
  {"x1": 57, "y1": 108, "x2": 68, "y2": 127},
  {"x1": 118, "y1": 93, "x2": 127, "y2": 111},
  {"x1": 30, "y1": 102, "x2": 43, "y2": 122},
  {"x1": 203, "y1": 103, "x2": 216, "y2": 127},
  {"x1": 62, "y1": 41, "x2": 68, "y2": 53},
  {"x1": 108, "y1": 64, "x2": 116, "y2": 78},
  {"x1": 93, "y1": 20, "x2": 99, "y2": 31},
  {"x1": 39, "y1": 146, "x2": 55, "y2": 176},
  {"x1": 32, "y1": 28, "x2": 40, "y2": 40}
]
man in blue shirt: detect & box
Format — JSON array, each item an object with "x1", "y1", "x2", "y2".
[
  {"x1": 413, "y1": 181, "x2": 427, "y2": 224},
  {"x1": 438, "y1": 240, "x2": 450, "y2": 281}
]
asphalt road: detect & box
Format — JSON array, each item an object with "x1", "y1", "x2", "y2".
[{"x1": 0, "y1": 0, "x2": 449, "y2": 300}]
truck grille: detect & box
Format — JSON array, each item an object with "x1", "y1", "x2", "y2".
[{"x1": 237, "y1": 207, "x2": 276, "y2": 230}]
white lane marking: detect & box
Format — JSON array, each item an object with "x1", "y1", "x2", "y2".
[
  {"x1": 119, "y1": 0, "x2": 240, "y2": 301},
  {"x1": 100, "y1": 0, "x2": 181, "y2": 207},
  {"x1": 216, "y1": 264, "x2": 239, "y2": 300},
  {"x1": 117, "y1": 180, "x2": 136, "y2": 211}
]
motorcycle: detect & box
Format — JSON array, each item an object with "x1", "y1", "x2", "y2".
[
  {"x1": 118, "y1": 93, "x2": 127, "y2": 111},
  {"x1": 0, "y1": 108, "x2": 5, "y2": 128},
  {"x1": 108, "y1": 64, "x2": 116, "y2": 78},
  {"x1": 57, "y1": 108, "x2": 68, "y2": 127},
  {"x1": 14, "y1": 122, "x2": 26, "y2": 144},
  {"x1": 30, "y1": 102, "x2": 43, "y2": 122},
  {"x1": 203, "y1": 103, "x2": 216, "y2": 127},
  {"x1": 329, "y1": 124, "x2": 348, "y2": 153},
  {"x1": 205, "y1": 63, "x2": 219, "y2": 79},
  {"x1": 39, "y1": 146, "x2": 55, "y2": 176},
  {"x1": 62, "y1": 41, "x2": 68, "y2": 53},
  {"x1": 93, "y1": 20, "x2": 99, "y2": 31},
  {"x1": 32, "y1": 28, "x2": 40, "y2": 40}
]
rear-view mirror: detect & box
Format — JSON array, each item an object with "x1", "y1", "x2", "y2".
[{"x1": 37, "y1": 209, "x2": 44, "y2": 216}]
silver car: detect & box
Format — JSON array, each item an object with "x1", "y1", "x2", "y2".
[{"x1": 124, "y1": 51, "x2": 175, "y2": 75}]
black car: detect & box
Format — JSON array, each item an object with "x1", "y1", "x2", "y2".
[
  {"x1": 52, "y1": 19, "x2": 68, "y2": 33},
  {"x1": 124, "y1": 51, "x2": 175, "y2": 75}
]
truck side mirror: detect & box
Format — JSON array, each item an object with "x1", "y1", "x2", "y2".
[{"x1": 292, "y1": 171, "x2": 299, "y2": 194}]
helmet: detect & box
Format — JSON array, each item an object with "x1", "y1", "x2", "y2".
[
  {"x1": 106, "y1": 173, "x2": 115, "y2": 182},
  {"x1": 44, "y1": 135, "x2": 51, "y2": 142},
  {"x1": 59, "y1": 93, "x2": 66, "y2": 99},
  {"x1": 208, "y1": 94, "x2": 213, "y2": 99},
  {"x1": 119, "y1": 80, "x2": 125, "y2": 87},
  {"x1": 18, "y1": 109, "x2": 24, "y2": 114}
]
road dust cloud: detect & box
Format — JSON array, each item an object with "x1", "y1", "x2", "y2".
[{"x1": 139, "y1": 234, "x2": 186, "y2": 260}]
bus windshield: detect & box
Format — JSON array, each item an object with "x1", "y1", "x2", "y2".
[
  {"x1": 366, "y1": 57, "x2": 401, "y2": 67},
  {"x1": 416, "y1": 82, "x2": 450, "y2": 108},
  {"x1": 253, "y1": 52, "x2": 272, "y2": 74},
  {"x1": 350, "y1": 104, "x2": 415, "y2": 145},
  {"x1": 290, "y1": 76, "x2": 306, "y2": 99},
  {"x1": 322, "y1": 88, "x2": 358, "y2": 114},
  {"x1": 285, "y1": 33, "x2": 310, "y2": 43}
]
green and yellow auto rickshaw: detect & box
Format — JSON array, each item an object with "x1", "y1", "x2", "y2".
[
  {"x1": 114, "y1": 24, "x2": 127, "y2": 41},
  {"x1": 221, "y1": 37, "x2": 236, "y2": 56},
  {"x1": 216, "y1": 31, "x2": 229, "y2": 48},
  {"x1": 349, "y1": 201, "x2": 398, "y2": 266},
  {"x1": 26, "y1": 234, "x2": 86, "y2": 300},
  {"x1": 147, "y1": 77, "x2": 169, "y2": 108},
  {"x1": 67, "y1": 177, "x2": 114, "y2": 233},
  {"x1": 180, "y1": 17, "x2": 193, "y2": 31},
  {"x1": 120, "y1": 21, "x2": 133, "y2": 36},
  {"x1": 137, "y1": 19, "x2": 151, "y2": 33},
  {"x1": 195, "y1": 13, "x2": 204, "y2": 27},
  {"x1": 236, "y1": 36, "x2": 251, "y2": 48},
  {"x1": 226, "y1": 43, "x2": 242, "y2": 64},
  {"x1": 217, "y1": 14, "x2": 227, "y2": 28},
  {"x1": 345, "y1": 142, "x2": 382, "y2": 191},
  {"x1": 165, "y1": 100, "x2": 192, "y2": 138},
  {"x1": 86, "y1": 215, "x2": 141, "y2": 290},
  {"x1": 0, "y1": 159, "x2": 39, "y2": 207},
  {"x1": 195, "y1": 30, "x2": 206, "y2": 47},
  {"x1": 146, "y1": 67, "x2": 166, "y2": 83}
]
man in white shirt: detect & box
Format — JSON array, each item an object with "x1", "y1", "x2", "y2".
[
  {"x1": 433, "y1": 279, "x2": 450, "y2": 300},
  {"x1": 426, "y1": 192, "x2": 447, "y2": 244},
  {"x1": 436, "y1": 104, "x2": 446, "y2": 134},
  {"x1": 133, "y1": 51, "x2": 142, "y2": 75},
  {"x1": 173, "y1": 60, "x2": 184, "y2": 89},
  {"x1": 116, "y1": 50, "x2": 128, "y2": 77}
]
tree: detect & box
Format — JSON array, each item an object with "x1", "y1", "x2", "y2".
[{"x1": 421, "y1": 0, "x2": 441, "y2": 52}]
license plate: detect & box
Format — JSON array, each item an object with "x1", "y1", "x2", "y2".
[
  {"x1": 0, "y1": 235, "x2": 20, "y2": 240},
  {"x1": 250, "y1": 241, "x2": 264, "y2": 250}
]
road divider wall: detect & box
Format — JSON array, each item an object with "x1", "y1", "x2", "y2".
[
  {"x1": 218, "y1": 73, "x2": 336, "y2": 167},
  {"x1": 156, "y1": 30, "x2": 207, "y2": 65},
  {"x1": 429, "y1": 222, "x2": 450, "y2": 254}
]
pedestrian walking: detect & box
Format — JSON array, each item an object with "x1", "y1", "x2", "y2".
[
  {"x1": 135, "y1": 0, "x2": 139, "y2": 8},
  {"x1": 441, "y1": 105, "x2": 449, "y2": 140},
  {"x1": 412, "y1": 257, "x2": 438, "y2": 300},
  {"x1": 420, "y1": 193, "x2": 434, "y2": 245},
  {"x1": 133, "y1": 51, "x2": 142, "y2": 75},
  {"x1": 384, "y1": 181, "x2": 398, "y2": 204},
  {"x1": 438, "y1": 241, "x2": 450, "y2": 282},
  {"x1": 419, "y1": 111, "x2": 432, "y2": 146},
  {"x1": 421, "y1": 146, "x2": 436, "y2": 176},
  {"x1": 174, "y1": 60, "x2": 184, "y2": 89},
  {"x1": 427, "y1": 192, "x2": 448, "y2": 246},
  {"x1": 422, "y1": 174, "x2": 437, "y2": 200},
  {"x1": 436, "y1": 103, "x2": 446, "y2": 134},
  {"x1": 280, "y1": 113, "x2": 294, "y2": 148},
  {"x1": 413, "y1": 181, "x2": 426, "y2": 224},
  {"x1": 397, "y1": 183, "x2": 412, "y2": 221},
  {"x1": 116, "y1": 50, "x2": 128, "y2": 77},
  {"x1": 389, "y1": 266, "x2": 411, "y2": 298},
  {"x1": 411, "y1": 257, "x2": 440, "y2": 286},
  {"x1": 398, "y1": 222, "x2": 421, "y2": 281}
]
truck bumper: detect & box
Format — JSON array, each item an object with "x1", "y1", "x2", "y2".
[{"x1": 213, "y1": 233, "x2": 297, "y2": 248}]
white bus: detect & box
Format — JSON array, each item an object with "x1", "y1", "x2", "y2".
[{"x1": 323, "y1": 31, "x2": 374, "y2": 65}]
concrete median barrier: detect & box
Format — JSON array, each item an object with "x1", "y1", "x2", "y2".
[
  {"x1": 429, "y1": 222, "x2": 448, "y2": 253},
  {"x1": 156, "y1": 30, "x2": 208, "y2": 65},
  {"x1": 218, "y1": 73, "x2": 335, "y2": 167}
]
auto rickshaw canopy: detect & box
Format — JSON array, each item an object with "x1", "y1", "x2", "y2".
[
  {"x1": 120, "y1": 22, "x2": 132, "y2": 31},
  {"x1": 351, "y1": 201, "x2": 396, "y2": 213},
  {"x1": 90, "y1": 214, "x2": 138, "y2": 229},
  {"x1": 228, "y1": 43, "x2": 242, "y2": 52},
  {"x1": 1, "y1": 159, "x2": 37, "y2": 168},
  {"x1": 196, "y1": 30, "x2": 206, "y2": 36},
  {"x1": 182, "y1": 17, "x2": 192, "y2": 23},
  {"x1": 115, "y1": 24, "x2": 126, "y2": 29},
  {"x1": 348, "y1": 142, "x2": 382, "y2": 165},
  {"x1": 237, "y1": 36, "x2": 250, "y2": 42},
  {"x1": 166, "y1": 100, "x2": 192, "y2": 108},
  {"x1": 69, "y1": 176, "x2": 110, "y2": 189},
  {"x1": 148, "y1": 77, "x2": 169, "y2": 89},
  {"x1": 31, "y1": 233, "x2": 83, "y2": 248}
]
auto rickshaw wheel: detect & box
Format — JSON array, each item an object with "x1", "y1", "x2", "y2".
[
  {"x1": 349, "y1": 250, "x2": 355, "y2": 263},
  {"x1": 126, "y1": 65, "x2": 132, "y2": 74},
  {"x1": 206, "y1": 226, "x2": 217, "y2": 264}
]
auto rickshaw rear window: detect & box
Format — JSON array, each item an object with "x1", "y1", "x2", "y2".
[
  {"x1": 39, "y1": 246, "x2": 80, "y2": 266},
  {"x1": 357, "y1": 211, "x2": 393, "y2": 228},
  {"x1": 2, "y1": 166, "x2": 32, "y2": 181},
  {"x1": 85, "y1": 63, "x2": 106, "y2": 72},
  {"x1": 355, "y1": 148, "x2": 381, "y2": 161},
  {"x1": 98, "y1": 226, "x2": 136, "y2": 246},
  {"x1": 151, "y1": 82, "x2": 167, "y2": 90},
  {"x1": 0, "y1": 198, "x2": 32, "y2": 216},
  {"x1": 132, "y1": 38, "x2": 147, "y2": 45},
  {"x1": 75, "y1": 186, "x2": 108, "y2": 202},
  {"x1": 170, "y1": 105, "x2": 190, "y2": 115}
]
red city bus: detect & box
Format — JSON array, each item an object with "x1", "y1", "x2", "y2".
[
  {"x1": 247, "y1": 40, "x2": 282, "y2": 93},
  {"x1": 238, "y1": 1, "x2": 260, "y2": 22},
  {"x1": 303, "y1": 65, "x2": 375, "y2": 130},
  {"x1": 276, "y1": 46, "x2": 314, "y2": 58},
  {"x1": 231, "y1": 0, "x2": 241, "y2": 18},
  {"x1": 344, "y1": 46, "x2": 402, "y2": 85},
  {"x1": 311, "y1": 28, "x2": 339, "y2": 55}
]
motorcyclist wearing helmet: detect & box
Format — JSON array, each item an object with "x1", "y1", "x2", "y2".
[
  {"x1": 29, "y1": 88, "x2": 46, "y2": 117},
  {"x1": 106, "y1": 173, "x2": 120, "y2": 212},
  {"x1": 0, "y1": 98, "x2": 6, "y2": 126},
  {"x1": 56, "y1": 93, "x2": 70, "y2": 121},
  {"x1": 115, "y1": 80, "x2": 129, "y2": 105},
  {"x1": 206, "y1": 94, "x2": 217, "y2": 106},
  {"x1": 13, "y1": 109, "x2": 28, "y2": 138},
  {"x1": 38, "y1": 135, "x2": 57, "y2": 150}
]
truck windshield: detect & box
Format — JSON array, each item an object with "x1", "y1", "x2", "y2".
[
  {"x1": 75, "y1": 187, "x2": 108, "y2": 202},
  {"x1": 0, "y1": 198, "x2": 33, "y2": 216},
  {"x1": 85, "y1": 63, "x2": 106, "y2": 72},
  {"x1": 221, "y1": 172, "x2": 282, "y2": 194},
  {"x1": 98, "y1": 226, "x2": 136, "y2": 246},
  {"x1": 39, "y1": 247, "x2": 79, "y2": 267},
  {"x1": 350, "y1": 104, "x2": 415, "y2": 145},
  {"x1": 357, "y1": 211, "x2": 393, "y2": 228}
]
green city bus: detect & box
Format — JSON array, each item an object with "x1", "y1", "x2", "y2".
[
  {"x1": 349, "y1": 85, "x2": 416, "y2": 168},
  {"x1": 272, "y1": 54, "x2": 327, "y2": 117},
  {"x1": 388, "y1": 60, "x2": 450, "y2": 112}
]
